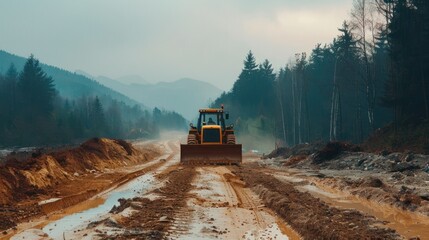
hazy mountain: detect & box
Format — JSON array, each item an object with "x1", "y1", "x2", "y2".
[
  {"x1": 0, "y1": 50, "x2": 142, "y2": 107},
  {"x1": 96, "y1": 76, "x2": 223, "y2": 120},
  {"x1": 117, "y1": 75, "x2": 151, "y2": 85}
]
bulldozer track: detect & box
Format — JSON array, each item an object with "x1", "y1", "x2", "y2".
[
  {"x1": 167, "y1": 208, "x2": 193, "y2": 236},
  {"x1": 225, "y1": 174, "x2": 265, "y2": 228}
]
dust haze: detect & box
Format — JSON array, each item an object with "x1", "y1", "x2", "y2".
[{"x1": 238, "y1": 133, "x2": 276, "y2": 155}]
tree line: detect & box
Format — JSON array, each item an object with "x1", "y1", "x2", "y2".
[
  {"x1": 212, "y1": 0, "x2": 428, "y2": 148},
  {"x1": 0, "y1": 55, "x2": 187, "y2": 147}
]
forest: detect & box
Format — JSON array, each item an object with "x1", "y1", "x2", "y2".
[
  {"x1": 212, "y1": 0, "x2": 429, "y2": 151},
  {"x1": 0, "y1": 56, "x2": 187, "y2": 147}
]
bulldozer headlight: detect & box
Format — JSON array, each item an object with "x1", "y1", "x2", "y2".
[{"x1": 190, "y1": 123, "x2": 194, "y2": 128}]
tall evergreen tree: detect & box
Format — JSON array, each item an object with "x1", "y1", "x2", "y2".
[
  {"x1": 330, "y1": 22, "x2": 363, "y2": 142},
  {"x1": 90, "y1": 96, "x2": 106, "y2": 137},
  {"x1": 18, "y1": 55, "x2": 56, "y2": 119},
  {"x1": 383, "y1": 0, "x2": 429, "y2": 121},
  {"x1": 258, "y1": 59, "x2": 276, "y2": 116},
  {"x1": 106, "y1": 101, "x2": 123, "y2": 137},
  {"x1": 0, "y1": 64, "x2": 18, "y2": 134},
  {"x1": 231, "y1": 51, "x2": 259, "y2": 115}
]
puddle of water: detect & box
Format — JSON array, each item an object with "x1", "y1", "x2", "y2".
[
  {"x1": 38, "y1": 198, "x2": 61, "y2": 205},
  {"x1": 298, "y1": 185, "x2": 339, "y2": 198},
  {"x1": 275, "y1": 175, "x2": 306, "y2": 183},
  {"x1": 42, "y1": 174, "x2": 155, "y2": 239}
]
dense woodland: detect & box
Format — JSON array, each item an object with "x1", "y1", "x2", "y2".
[
  {"x1": 213, "y1": 0, "x2": 429, "y2": 150},
  {"x1": 0, "y1": 56, "x2": 187, "y2": 147}
]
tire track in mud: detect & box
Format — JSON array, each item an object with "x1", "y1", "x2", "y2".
[
  {"x1": 176, "y1": 166, "x2": 298, "y2": 240},
  {"x1": 231, "y1": 164, "x2": 402, "y2": 240},
  {"x1": 223, "y1": 172, "x2": 265, "y2": 227},
  {"x1": 223, "y1": 170, "x2": 301, "y2": 240},
  {"x1": 93, "y1": 165, "x2": 197, "y2": 240}
]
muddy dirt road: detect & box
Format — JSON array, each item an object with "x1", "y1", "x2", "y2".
[{"x1": 4, "y1": 137, "x2": 429, "y2": 239}]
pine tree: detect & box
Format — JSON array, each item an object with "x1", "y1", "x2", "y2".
[
  {"x1": 330, "y1": 22, "x2": 362, "y2": 142},
  {"x1": 18, "y1": 55, "x2": 56, "y2": 119},
  {"x1": 383, "y1": 0, "x2": 428, "y2": 121},
  {"x1": 106, "y1": 101, "x2": 123, "y2": 137},
  {"x1": 90, "y1": 96, "x2": 106, "y2": 137},
  {"x1": 231, "y1": 51, "x2": 260, "y2": 114},
  {"x1": 258, "y1": 59, "x2": 276, "y2": 116},
  {"x1": 0, "y1": 64, "x2": 19, "y2": 134}
]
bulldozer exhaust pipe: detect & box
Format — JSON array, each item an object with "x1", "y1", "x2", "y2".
[{"x1": 180, "y1": 144, "x2": 242, "y2": 165}]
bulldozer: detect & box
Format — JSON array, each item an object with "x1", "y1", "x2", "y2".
[{"x1": 180, "y1": 105, "x2": 242, "y2": 164}]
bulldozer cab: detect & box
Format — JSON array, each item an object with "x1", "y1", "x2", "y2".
[{"x1": 197, "y1": 109, "x2": 226, "y2": 132}]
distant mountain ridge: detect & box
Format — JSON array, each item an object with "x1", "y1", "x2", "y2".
[
  {"x1": 95, "y1": 76, "x2": 223, "y2": 120},
  {"x1": 0, "y1": 50, "x2": 142, "y2": 107},
  {"x1": 0, "y1": 50, "x2": 222, "y2": 120}
]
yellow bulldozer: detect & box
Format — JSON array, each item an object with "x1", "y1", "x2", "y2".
[{"x1": 180, "y1": 105, "x2": 242, "y2": 164}]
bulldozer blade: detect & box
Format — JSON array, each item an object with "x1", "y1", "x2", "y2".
[{"x1": 180, "y1": 144, "x2": 242, "y2": 165}]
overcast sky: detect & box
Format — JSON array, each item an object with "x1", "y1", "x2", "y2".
[{"x1": 0, "y1": 0, "x2": 353, "y2": 90}]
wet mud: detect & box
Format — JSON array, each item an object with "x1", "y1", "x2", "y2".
[
  {"x1": 232, "y1": 164, "x2": 401, "y2": 240},
  {"x1": 92, "y1": 166, "x2": 197, "y2": 240}
]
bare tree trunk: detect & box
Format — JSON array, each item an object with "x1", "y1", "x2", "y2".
[
  {"x1": 337, "y1": 91, "x2": 343, "y2": 140},
  {"x1": 356, "y1": 76, "x2": 363, "y2": 142},
  {"x1": 297, "y1": 71, "x2": 302, "y2": 144},
  {"x1": 330, "y1": 57, "x2": 340, "y2": 141},
  {"x1": 352, "y1": 0, "x2": 376, "y2": 131},
  {"x1": 292, "y1": 72, "x2": 296, "y2": 145},
  {"x1": 276, "y1": 78, "x2": 287, "y2": 146},
  {"x1": 304, "y1": 76, "x2": 310, "y2": 142},
  {"x1": 421, "y1": 63, "x2": 429, "y2": 119}
]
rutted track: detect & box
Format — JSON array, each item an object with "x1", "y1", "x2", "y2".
[
  {"x1": 231, "y1": 163, "x2": 401, "y2": 240},
  {"x1": 7, "y1": 138, "x2": 421, "y2": 239},
  {"x1": 67, "y1": 142, "x2": 296, "y2": 239}
]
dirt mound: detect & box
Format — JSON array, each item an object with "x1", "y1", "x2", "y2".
[
  {"x1": 0, "y1": 138, "x2": 151, "y2": 231},
  {"x1": 265, "y1": 142, "x2": 326, "y2": 159},
  {"x1": 265, "y1": 141, "x2": 361, "y2": 167},
  {"x1": 361, "y1": 177, "x2": 385, "y2": 188},
  {"x1": 312, "y1": 142, "x2": 361, "y2": 164}
]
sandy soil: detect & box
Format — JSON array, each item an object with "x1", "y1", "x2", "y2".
[
  {"x1": 4, "y1": 137, "x2": 429, "y2": 239},
  {"x1": 1, "y1": 139, "x2": 167, "y2": 239}
]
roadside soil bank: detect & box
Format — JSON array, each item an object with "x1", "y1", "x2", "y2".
[
  {"x1": 262, "y1": 140, "x2": 429, "y2": 239},
  {"x1": 6, "y1": 139, "x2": 178, "y2": 240},
  {"x1": 0, "y1": 138, "x2": 160, "y2": 233},
  {"x1": 265, "y1": 141, "x2": 429, "y2": 218}
]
